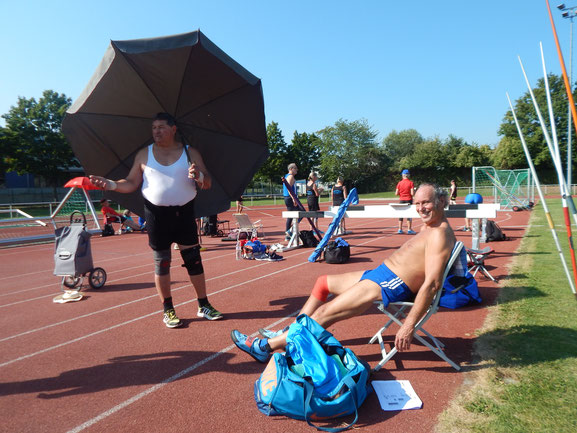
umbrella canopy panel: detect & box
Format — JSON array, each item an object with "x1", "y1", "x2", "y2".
[{"x1": 63, "y1": 31, "x2": 268, "y2": 217}]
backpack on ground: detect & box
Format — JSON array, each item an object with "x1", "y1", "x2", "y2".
[
  {"x1": 254, "y1": 314, "x2": 372, "y2": 432},
  {"x1": 440, "y1": 272, "x2": 482, "y2": 309},
  {"x1": 324, "y1": 237, "x2": 350, "y2": 264},
  {"x1": 485, "y1": 220, "x2": 507, "y2": 241},
  {"x1": 101, "y1": 223, "x2": 115, "y2": 237},
  {"x1": 299, "y1": 230, "x2": 319, "y2": 248}
]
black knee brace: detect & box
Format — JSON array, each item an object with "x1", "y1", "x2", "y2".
[
  {"x1": 180, "y1": 245, "x2": 204, "y2": 276},
  {"x1": 153, "y1": 249, "x2": 171, "y2": 275}
]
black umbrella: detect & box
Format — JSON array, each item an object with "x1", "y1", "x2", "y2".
[{"x1": 62, "y1": 30, "x2": 268, "y2": 217}]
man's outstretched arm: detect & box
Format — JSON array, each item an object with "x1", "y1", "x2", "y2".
[{"x1": 89, "y1": 149, "x2": 145, "y2": 193}]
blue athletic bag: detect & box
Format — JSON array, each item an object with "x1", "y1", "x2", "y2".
[
  {"x1": 440, "y1": 272, "x2": 481, "y2": 309},
  {"x1": 254, "y1": 314, "x2": 372, "y2": 432}
]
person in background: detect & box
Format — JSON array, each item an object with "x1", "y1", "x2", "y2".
[
  {"x1": 395, "y1": 169, "x2": 416, "y2": 235},
  {"x1": 449, "y1": 179, "x2": 457, "y2": 205},
  {"x1": 122, "y1": 209, "x2": 137, "y2": 233},
  {"x1": 306, "y1": 171, "x2": 322, "y2": 231},
  {"x1": 100, "y1": 199, "x2": 140, "y2": 234},
  {"x1": 283, "y1": 163, "x2": 300, "y2": 240},
  {"x1": 330, "y1": 176, "x2": 348, "y2": 234},
  {"x1": 236, "y1": 195, "x2": 244, "y2": 214}
]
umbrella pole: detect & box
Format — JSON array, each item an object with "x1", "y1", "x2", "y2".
[{"x1": 507, "y1": 92, "x2": 577, "y2": 295}]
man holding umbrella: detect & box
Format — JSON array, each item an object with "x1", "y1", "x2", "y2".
[{"x1": 89, "y1": 112, "x2": 222, "y2": 328}]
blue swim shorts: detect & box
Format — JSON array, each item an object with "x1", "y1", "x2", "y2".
[{"x1": 360, "y1": 263, "x2": 413, "y2": 307}]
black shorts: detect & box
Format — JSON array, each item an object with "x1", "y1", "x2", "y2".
[
  {"x1": 307, "y1": 195, "x2": 320, "y2": 211},
  {"x1": 144, "y1": 198, "x2": 198, "y2": 251}
]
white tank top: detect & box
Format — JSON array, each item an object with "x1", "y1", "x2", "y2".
[{"x1": 141, "y1": 145, "x2": 197, "y2": 206}]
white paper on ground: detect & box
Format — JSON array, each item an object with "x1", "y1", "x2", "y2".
[{"x1": 372, "y1": 380, "x2": 423, "y2": 411}]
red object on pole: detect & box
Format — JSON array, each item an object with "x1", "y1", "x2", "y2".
[{"x1": 63, "y1": 177, "x2": 101, "y2": 190}]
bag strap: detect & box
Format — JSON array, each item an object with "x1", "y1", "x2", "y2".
[{"x1": 303, "y1": 376, "x2": 359, "y2": 432}]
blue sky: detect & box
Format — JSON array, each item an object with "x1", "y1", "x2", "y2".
[{"x1": 1, "y1": 0, "x2": 575, "y2": 146}]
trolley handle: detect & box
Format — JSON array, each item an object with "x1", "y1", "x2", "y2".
[{"x1": 70, "y1": 210, "x2": 87, "y2": 225}]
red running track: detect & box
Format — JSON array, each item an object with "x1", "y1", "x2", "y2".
[{"x1": 0, "y1": 200, "x2": 531, "y2": 433}]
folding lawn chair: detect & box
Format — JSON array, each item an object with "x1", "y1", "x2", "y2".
[
  {"x1": 233, "y1": 213, "x2": 264, "y2": 260},
  {"x1": 368, "y1": 241, "x2": 465, "y2": 372},
  {"x1": 467, "y1": 246, "x2": 497, "y2": 283},
  {"x1": 233, "y1": 214, "x2": 263, "y2": 238}
]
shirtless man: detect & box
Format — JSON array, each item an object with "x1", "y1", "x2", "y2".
[
  {"x1": 89, "y1": 112, "x2": 222, "y2": 328},
  {"x1": 231, "y1": 183, "x2": 457, "y2": 362}
]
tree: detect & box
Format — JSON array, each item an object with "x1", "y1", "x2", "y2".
[
  {"x1": 316, "y1": 118, "x2": 388, "y2": 192},
  {"x1": 499, "y1": 73, "x2": 574, "y2": 171},
  {"x1": 1, "y1": 90, "x2": 76, "y2": 187},
  {"x1": 455, "y1": 144, "x2": 493, "y2": 171},
  {"x1": 400, "y1": 137, "x2": 449, "y2": 182},
  {"x1": 288, "y1": 131, "x2": 321, "y2": 179},
  {"x1": 381, "y1": 129, "x2": 424, "y2": 172},
  {"x1": 254, "y1": 121, "x2": 288, "y2": 184},
  {"x1": 491, "y1": 136, "x2": 527, "y2": 169}
]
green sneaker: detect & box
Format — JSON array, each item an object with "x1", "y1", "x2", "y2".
[
  {"x1": 163, "y1": 308, "x2": 183, "y2": 328},
  {"x1": 197, "y1": 303, "x2": 223, "y2": 320}
]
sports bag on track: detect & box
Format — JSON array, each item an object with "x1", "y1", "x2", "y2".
[
  {"x1": 324, "y1": 238, "x2": 350, "y2": 264},
  {"x1": 299, "y1": 230, "x2": 319, "y2": 248},
  {"x1": 485, "y1": 220, "x2": 507, "y2": 241},
  {"x1": 440, "y1": 272, "x2": 482, "y2": 309},
  {"x1": 254, "y1": 314, "x2": 372, "y2": 432}
]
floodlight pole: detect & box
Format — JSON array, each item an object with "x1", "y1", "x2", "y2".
[{"x1": 558, "y1": 3, "x2": 577, "y2": 189}]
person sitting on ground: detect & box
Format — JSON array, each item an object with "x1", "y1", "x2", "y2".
[
  {"x1": 122, "y1": 209, "x2": 138, "y2": 232},
  {"x1": 100, "y1": 199, "x2": 140, "y2": 233},
  {"x1": 231, "y1": 183, "x2": 463, "y2": 362}
]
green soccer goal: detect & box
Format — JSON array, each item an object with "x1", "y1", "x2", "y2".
[{"x1": 472, "y1": 166, "x2": 535, "y2": 210}]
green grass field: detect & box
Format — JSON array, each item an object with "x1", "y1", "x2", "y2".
[{"x1": 438, "y1": 202, "x2": 577, "y2": 432}]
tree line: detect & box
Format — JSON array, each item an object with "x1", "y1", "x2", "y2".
[{"x1": 1, "y1": 75, "x2": 575, "y2": 193}]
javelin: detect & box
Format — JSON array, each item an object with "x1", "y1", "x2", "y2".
[
  {"x1": 518, "y1": 55, "x2": 577, "y2": 297},
  {"x1": 545, "y1": 0, "x2": 577, "y2": 139},
  {"x1": 507, "y1": 92, "x2": 576, "y2": 295}
]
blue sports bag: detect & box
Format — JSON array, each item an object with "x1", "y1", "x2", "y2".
[
  {"x1": 440, "y1": 272, "x2": 482, "y2": 309},
  {"x1": 254, "y1": 314, "x2": 372, "y2": 432}
]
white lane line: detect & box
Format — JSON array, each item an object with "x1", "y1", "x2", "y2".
[
  {"x1": 0, "y1": 222, "x2": 393, "y2": 365},
  {"x1": 0, "y1": 261, "x2": 309, "y2": 368},
  {"x1": 0, "y1": 257, "x2": 301, "y2": 340},
  {"x1": 0, "y1": 249, "x2": 235, "y2": 298}
]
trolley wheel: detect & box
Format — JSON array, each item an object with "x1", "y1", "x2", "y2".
[
  {"x1": 512, "y1": 206, "x2": 520, "y2": 212},
  {"x1": 89, "y1": 267, "x2": 107, "y2": 289},
  {"x1": 217, "y1": 229, "x2": 224, "y2": 237},
  {"x1": 63, "y1": 276, "x2": 82, "y2": 289}
]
